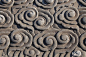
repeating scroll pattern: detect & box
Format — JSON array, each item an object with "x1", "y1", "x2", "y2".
[{"x1": 0, "y1": 0, "x2": 86, "y2": 57}]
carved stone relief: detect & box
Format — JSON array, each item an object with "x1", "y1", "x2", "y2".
[{"x1": 0, "y1": 0, "x2": 86, "y2": 57}]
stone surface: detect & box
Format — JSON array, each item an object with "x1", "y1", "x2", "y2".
[{"x1": 0, "y1": 0, "x2": 86, "y2": 57}]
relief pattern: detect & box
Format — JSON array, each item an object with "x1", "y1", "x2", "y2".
[{"x1": 0, "y1": 0, "x2": 86, "y2": 57}]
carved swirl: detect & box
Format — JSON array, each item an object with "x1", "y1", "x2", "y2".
[
  {"x1": 0, "y1": 9, "x2": 14, "y2": 28},
  {"x1": 10, "y1": 29, "x2": 33, "y2": 50},
  {"x1": 0, "y1": 0, "x2": 14, "y2": 8},
  {"x1": 0, "y1": 35, "x2": 10, "y2": 49},
  {"x1": 34, "y1": 30, "x2": 57, "y2": 51},
  {"x1": 34, "y1": 29, "x2": 57, "y2": 51},
  {"x1": 54, "y1": 6, "x2": 79, "y2": 30},
  {"x1": 35, "y1": 0, "x2": 58, "y2": 8},
  {"x1": 24, "y1": 46, "x2": 40, "y2": 56},
  {"x1": 34, "y1": 8, "x2": 54, "y2": 30},
  {"x1": 15, "y1": 7, "x2": 38, "y2": 34},
  {"x1": 56, "y1": 29, "x2": 78, "y2": 52}
]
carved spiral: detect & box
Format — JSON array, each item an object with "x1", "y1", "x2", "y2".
[
  {"x1": 34, "y1": 8, "x2": 54, "y2": 30},
  {"x1": 35, "y1": 0, "x2": 58, "y2": 8},
  {"x1": 24, "y1": 46, "x2": 40, "y2": 56},
  {"x1": 34, "y1": 29, "x2": 57, "y2": 51},
  {"x1": 14, "y1": 0, "x2": 34, "y2": 5},
  {"x1": 10, "y1": 29, "x2": 33, "y2": 50},
  {"x1": 54, "y1": 6, "x2": 79, "y2": 30},
  {"x1": 0, "y1": 0, "x2": 14, "y2": 8},
  {"x1": 15, "y1": 7, "x2": 38, "y2": 34},
  {"x1": 0, "y1": 35, "x2": 10, "y2": 49},
  {"x1": 0, "y1": 9, "x2": 14, "y2": 28},
  {"x1": 56, "y1": 29, "x2": 78, "y2": 52}
]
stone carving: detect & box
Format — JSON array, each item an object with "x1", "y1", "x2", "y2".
[
  {"x1": 79, "y1": 32, "x2": 86, "y2": 50},
  {"x1": 78, "y1": 7, "x2": 86, "y2": 29},
  {"x1": 10, "y1": 29, "x2": 33, "y2": 50},
  {"x1": 34, "y1": 8, "x2": 54, "y2": 30},
  {"x1": 0, "y1": 35, "x2": 10, "y2": 50},
  {"x1": 14, "y1": 0, "x2": 34, "y2": 5},
  {"x1": 54, "y1": 47, "x2": 86, "y2": 57},
  {"x1": 0, "y1": 0, "x2": 86, "y2": 57},
  {"x1": 0, "y1": 9, "x2": 14, "y2": 28},
  {"x1": 78, "y1": 0, "x2": 86, "y2": 6},
  {"x1": 34, "y1": 28, "x2": 58, "y2": 51},
  {"x1": 56, "y1": 29, "x2": 78, "y2": 53},
  {"x1": 15, "y1": 7, "x2": 38, "y2": 35},
  {"x1": 0, "y1": 0, "x2": 14, "y2": 8},
  {"x1": 54, "y1": 6, "x2": 79, "y2": 30},
  {"x1": 24, "y1": 46, "x2": 40, "y2": 57},
  {"x1": 35, "y1": 0, "x2": 58, "y2": 9},
  {"x1": 58, "y1": 0, "x2": 75, "y2": 4}
]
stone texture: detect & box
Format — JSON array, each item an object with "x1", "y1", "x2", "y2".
[{"x1": 0, "y1": 0, "x2": 86, "y2": 57}]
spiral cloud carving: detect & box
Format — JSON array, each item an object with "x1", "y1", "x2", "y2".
[
  {"x1": 56, "y1": 29, "x2": 78, "y2": 53},
  {"x1": 34, "y1": 8, "x2": 54, "y2": 30},
  {"x1": 10, "y1": 29, "x2": 33, "y2": 50},
  {"x1": 54, "y1": 6, "x2": 79, "y2": 30},
  {"x1": 15, "y1": 7, "x2": 38, "y2": 34},
  {"x1": 0, "y1": 35, "x2": 10, "y2": 49},
  {"x1": 34, "y1": 29, "x2": 58, "y2": 51}
]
